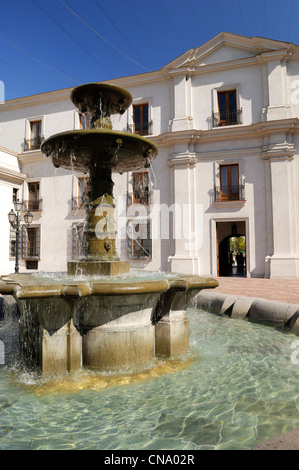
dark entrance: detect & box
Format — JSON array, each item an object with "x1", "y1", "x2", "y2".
[{"x1": 217, "y1": 221, "x2": 246, "y2": 277}]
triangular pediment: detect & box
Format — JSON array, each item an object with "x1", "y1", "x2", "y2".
[{"x1": 162, "y1": 32, "x2": 295, "y2": 71}]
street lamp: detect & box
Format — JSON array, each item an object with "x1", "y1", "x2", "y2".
[{"x1": 8, "y1": 200, "x2": 33, "y2": 273}]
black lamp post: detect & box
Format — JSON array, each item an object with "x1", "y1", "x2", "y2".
[{"x1": 8, "y1": 200, "x2": 33, "y2": 273}]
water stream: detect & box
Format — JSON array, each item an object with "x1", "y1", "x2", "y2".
[{"x1": 1, "y1": 309, "x2": 299, "y2": 450}]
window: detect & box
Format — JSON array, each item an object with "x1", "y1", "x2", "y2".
[
  {"x1": 27, "y1": 182, "x2": 41, "y2": 211},
  {"x1": 79, "y1": 113, "x2": 89, "y2": 129},
  {"x1": 29, "y1": 120, "x2": 42, "y2": 149},
  {"x1": 12, "y1": 188, "x2": 18, "y2": 204},
  {"x1": 133, "y1": 104, "x2": 149, "y2": 135},
  {"x1": 220, "y1": 164, "x2": 239, "y2": 200},
  {"x1": 214, "y1": 164, "x2": 245, "y2": 202},
  {"x1": 218, "y1": 90, "x2": 237, "y2": 125},
  {"x1": 73, "y1": 177, "x2": 89, "y2": 209},
  {"x1": 127, "y1": 220, "x2": 152, "y2": 259},
  {"x1": 72, "y1": 223, "x2": 84, "y2": 259},
  {"x1": 213, "y1": 90, "x2": 241, "y2": 127},
  {"x1": 132, "y1": 172, "x2": 150, "y2": 205},
  {"x1": 9, "y1": 227, "x2": 16, "y2": 258},
  {"x1": 22, "y1": 226, "x2": 40, "y2": 258}
]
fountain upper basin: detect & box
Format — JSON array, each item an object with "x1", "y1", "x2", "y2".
[{"x1": 41, "y1": 129, "x2": 158, "y2": 174}]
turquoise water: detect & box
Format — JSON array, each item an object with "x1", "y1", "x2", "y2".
[{"x1": 1, "y1": 309, "x2": 299, "y2": 450}]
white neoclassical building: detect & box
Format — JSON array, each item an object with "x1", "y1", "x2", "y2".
[{"x1": 1, "y1": 31, "x2": 299, "y2": 278}]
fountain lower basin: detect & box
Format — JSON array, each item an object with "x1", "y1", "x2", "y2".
[{"x1": 0, "y1": 272, "x2": 218, "y2": 373}]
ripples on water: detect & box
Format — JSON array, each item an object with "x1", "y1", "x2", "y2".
[{"x1": 1, "y1": 309, "x2": 299, "y2": 450}]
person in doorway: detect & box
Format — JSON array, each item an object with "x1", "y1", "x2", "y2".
[{"x1": 237, "y1": 252, "x2": 244, "y2": 272}]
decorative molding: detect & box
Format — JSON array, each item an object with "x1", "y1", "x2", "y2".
[
  {"x1": 213, "y1": 200, "x2": 246, "y2": 209},
  {"x1": 0, "y1": 165, "x2": 26, "y2": 185},
  {"x1": 261, "y1": 142, "x2": 296, "y2": 160},
  {"x1": 168, "y1": 152, "x2": 197, "y2": 168}
]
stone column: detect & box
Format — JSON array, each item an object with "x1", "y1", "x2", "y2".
[
  {"x1": 262, "y1": 143, "x2": 299, "y2": 277},
  {"x1": 170, "y1": 75, "x2": 194, "y2": 131},
  {"x1": 168, "y1": 152, "x2": 200, "y2": 274}
]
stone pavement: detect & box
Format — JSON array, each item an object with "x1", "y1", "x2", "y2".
[{"x1": 210, "y1": 276, "x2": 299, "y2": 305}]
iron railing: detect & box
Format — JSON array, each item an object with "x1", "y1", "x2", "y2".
[
  {"x1": 127, "y1": 190, "x2": 151, "y2": 206},
  {"x1": 213, "y1": 110, "x2": 242, "y2": 127},
  {"x1": 72, "y1": 197, "x2": 88, "y2": 211},
  {"x1": 126, "y1": 121, "x2": 153, "y2": 136},
  {"x1": 21, "y1": 226, "x2": 40, "y2": 259},
  {"x1": 214, "y1": 185, "x2": 245, "y2": 202},
  {"x1": 24, "y1": 136, "x2": 44, "y2": 151},
  {"x1": 23, "y1": 199, "x2": 43, "y2": 212}
]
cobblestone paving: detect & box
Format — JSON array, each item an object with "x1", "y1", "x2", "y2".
[{"x1": 210, "y1": 277, "x2": 299, "y2": 305}]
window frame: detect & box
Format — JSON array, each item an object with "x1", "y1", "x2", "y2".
[
  {"x1": 217, "y1": 90, "x2": 237, "y2": 126},
  {"x1": 29, "y1": 120, "x2": 42, "y2": 149},
  {"x1": 133, "y1": 103, "x2": 149, "y2": 135},
  {"x1": 219, "y1": 164, "x2": 239, "y2": 201},
  {"x1": 127, "y1": 219, "x2": 152, "y2": 260}
]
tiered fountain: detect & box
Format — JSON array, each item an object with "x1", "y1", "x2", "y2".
[{"x1": 0, "y1": 83, "x2": 217, "y2": 373}]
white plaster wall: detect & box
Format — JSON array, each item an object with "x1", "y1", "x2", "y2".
[
  {"x1": 0, "y1": 181, "x2": 16, "y2": 274},
  {"x1": 0, "y1": 150, "x2": 24, "y2": 274},
  {"x1": 192, "y1": 64, "x2": 263, "y2": 129}
]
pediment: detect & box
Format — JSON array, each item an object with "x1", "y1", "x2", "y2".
[{"x1": 162, "y1": 32, "x2": 295, "y2": 71}]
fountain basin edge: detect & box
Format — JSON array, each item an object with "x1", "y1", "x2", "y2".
[{"x1": 0, "y1": 272, "x2": 218, "y2": 373}]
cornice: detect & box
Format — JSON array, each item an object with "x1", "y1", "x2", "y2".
[
  {"x1": 0, "y1": 87, "x2": 72, "y2": 111},
  {"x1": 1, "y1": 71, "x2": 166, "y2": 111},
  {"x1": 151, "y1": 119, "x2": 299, "y2": 148},
  {"x1": 0, "y1": 146, "x2": 18, "y2": 157},
  {"x1": 17, "y1": 151, "x2": 48, "y2": 164},
  {"x1": 261, "y1": 142, "x2": 296, "y2": 160},
  {"x1": 0, "y1": 165, "x2": 26, "y2": 185}
]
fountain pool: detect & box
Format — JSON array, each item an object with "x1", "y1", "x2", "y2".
[{"x1": 1, "y1": 308, "x2": 299, "y2": 450}]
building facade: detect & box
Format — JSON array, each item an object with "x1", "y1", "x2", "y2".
[{"x1": 1, "y1": 32, "x2": 299, "y2": 278}]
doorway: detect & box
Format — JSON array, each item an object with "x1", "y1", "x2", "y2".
[{"x1": 216, "y1": 221, "x2": 246, "y2": 277}]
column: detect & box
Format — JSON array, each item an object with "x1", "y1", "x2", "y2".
[
  {"x1": 168, "y1": 153, "x2": 200, "y2": 275},
  {"x1": 170, "y1": 75, "x2": 194, "y2": 131}
]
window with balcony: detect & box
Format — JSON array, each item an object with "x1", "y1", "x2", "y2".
[
  {"x1": 9, "y1": 227, "x2": 16, "y2": 259},
  {"x1": 72, "y1": 223, "x2": 85, "y2": 259},
  {"x1": 22, "y1": 226, "x2": 40, "y2": 259},
  {"x1": 24, "y1": 120, "x2": 43, "y2": 150},
  {"x1": 127, "y1": 220, "x2": 152, "y2": 259},
  {"x1": 25, "y1": 182, "x2": 42, "y2": 212},
  {"x1": 214, "y1": 164, "x2": 245, "y2": 202},
  {"x1": 213, "y1": 90, "x2": 242, "y2": 127},
  {"x1": 72, "y1": 177, "x2": 89, "y2": 210},
  {"x1": 130, "y1": 172, "x2": 150, "y2": 206},
  {"x1": 127, "y1": 103, "x2": 152, "y2": 135}
]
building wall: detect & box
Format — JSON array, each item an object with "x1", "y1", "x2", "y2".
[{"x1": 0, "y1": 33, "x2": 299, "y2": 277}]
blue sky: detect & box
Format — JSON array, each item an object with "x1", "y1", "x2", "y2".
[{"x1": 0, "y1": 0, "x2": 298, "y2": 100}]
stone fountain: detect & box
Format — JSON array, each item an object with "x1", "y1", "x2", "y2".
[{"x1": 0, "y1": 83, "x2": 218, "y2": 373}]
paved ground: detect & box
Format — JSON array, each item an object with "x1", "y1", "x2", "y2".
[{"x1": 210, "y1": 276, "x2": 299, "y2": 305}]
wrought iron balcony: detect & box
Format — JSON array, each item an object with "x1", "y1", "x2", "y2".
[
  {"x1": 72, "y1": 196, "x2": 87, "y2": 211},
  {"x1": 127, "y1": 190, "x2": 151, "y2": 206},
  {"x1": 213, "y1": 110, "x2": 242, "y2": 127},
  {"x1": 23, "y1": 199, "x2": 43, "y2": 212},
  {"x1": 23, "y1": 136, "x2": 44, "y2": 151},
  {"x1": 214, "y1": 185, "x2": 245, "y2": 202},
  {"x1": 21, "y1": 227, "x2": 40, "y2": 259},
  {"x1": 126, "y1": 121, "x2": 153, "y2": 136}
]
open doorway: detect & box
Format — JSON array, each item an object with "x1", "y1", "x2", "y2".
[{"x1": 216, "y1": 221, "x2": 246, "y2": 277}]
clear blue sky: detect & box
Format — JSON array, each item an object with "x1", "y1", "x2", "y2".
[{"x1": 0, "y1": 0, "x2": 298, "y2": 100}]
